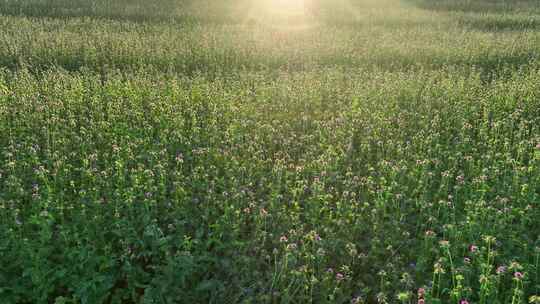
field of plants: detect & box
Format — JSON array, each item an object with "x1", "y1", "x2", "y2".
[{"x1": 0, "y1": 0, "x2": 539, "y2": 303}]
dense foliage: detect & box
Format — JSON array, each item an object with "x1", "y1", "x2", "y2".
[{"x1": 0, "y1": 0, "x2": 539, "y2": 303}]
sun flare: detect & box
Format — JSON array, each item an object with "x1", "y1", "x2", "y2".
[
  {"x1": 263, "y1": 0, "x2": 306, "y2": 14},
  {"x1": 244, "y1": 0, "x2": 318, "y2": 31},
  {"x1": 272, "y1": 0, "x2": 305, "y2": 11}
]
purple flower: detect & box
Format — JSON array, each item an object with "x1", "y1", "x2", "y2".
[
  {"x1": 514, "y1": 272, "x2": 524, "y2": 279},
  {"x1": 496, "y1": 266, "x2": 507, "y2": 274}
]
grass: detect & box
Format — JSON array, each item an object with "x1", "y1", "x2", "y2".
[{"x1": 0, "y1": 0, "x2": 539, "y2": 303}]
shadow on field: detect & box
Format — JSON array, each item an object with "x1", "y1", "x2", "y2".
[
  {"x1": 456, "y1": 15, "x2": 540, "y2": 32},
  {"x1": 0, "y1": 4, "x2": 183, "y2": 24},
  {"x1": 0, "y1": 0, "x2": 240, "y2": 25},
  {"x1": 1, "y1": 47, "x2": 537, "y2": 83},
  {"x1": 457, "y1": 52, "x2": 538, "y2": 80},
  {"x1": 406, "y1": 0, "x2": 540, "y2": 14},
  {"x1": 370, "y1": 51, "x2": 538, "y2": 82},
  {"x1": 406, "y1": 0, "x2": 540, "y2": 32}
]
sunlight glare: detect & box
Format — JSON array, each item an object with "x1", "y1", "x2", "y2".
[
  {"x1": 266, "y1": 0, "x2": 305, "y2": 14},
  {"x1": 244, "y1": 0, "x2": 322, "y2": 32}
]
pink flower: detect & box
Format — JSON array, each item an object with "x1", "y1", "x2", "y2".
[
  {"x1": 417, "y1": 288, "x2": 425, "y2": 298},
  {"x1": 514, "y1": 272, "x2": 524, "y2": 279},
  {"x1": 336, "y1": 273, "x2": 344, "y2": 281},
  {"x1": 418, "y1": 299, "x2": 425, "y2": 304},
  {"x1": 279, "y1": 236, "x2": 288, "y2": 243},
  {"x1": 496, "y1": 266, "x2": 507, "y2": 274},
  {"x1": 460, "y1": 300, "x2": 469, "y2": 304},
  {"x1": 469, "y1": 245, "x2": 478, "y2": 253}
]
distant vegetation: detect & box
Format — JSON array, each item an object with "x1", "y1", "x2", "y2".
[{"x1": 0, "y1": 0, "x2": 539, "y2": 303}]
